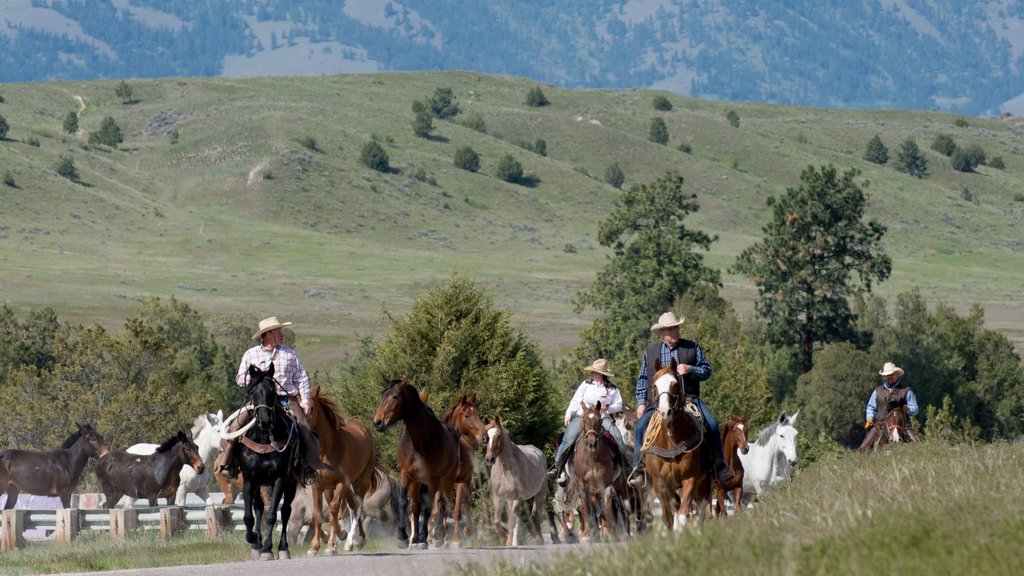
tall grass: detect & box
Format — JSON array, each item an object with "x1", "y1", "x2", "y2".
[{"x1": 457, "y1": 441, "x2": 1024, "y2": 575}]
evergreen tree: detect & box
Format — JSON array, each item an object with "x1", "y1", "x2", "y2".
[
  {"x1": 863, "y1": 134, "x2": 888, "y2": 165},
  {"x1": 427, "y1": 87, "x2": 460, "y2": 119},
  {"x1": 495, "y1": 154, "x2": 523, "y2": 183},
  {"x1": 649, "y1": 117, "x2": 669, "y2": 144},
  {"x1": 0, "y1": 114, "x2": 8, "y2": 140},
  {"x1": 55, "y1": 155, "x2": 79, "y2": 181},
  {"x1": 895, "y1": 138, "x2": 928, "y2": 178},
  {"x1": 652, "y1": 95, "x2": 673, "y2": 111},
  {"x1": 726, "y1": 110, "x2": 740, "y2": 128},
  {"x1": 931, "y1": 134, "x2": 956, "y2": 156},
  {"x1": 453, "y1": 146, "x2": 480, "y2": 172},
  {"x1": 360, "y1": 140, "x2": 390, "y2": 172},
  {"x1": 525, "y1": 86, "x2": 549, "y2": 107},
  {"x1": 114, "y1": 80, "x2": 134, "y2": 104},
  {"x1": 733, "y1": 165, "x2": 892, "y2": 372},
  {"x1": 604, "y1": 162, "x2": 625, "y2": 189},
  {"x1": 88, "y1": 116, "x2": 123, "y2": 147},
  {"x1": 411, "y1": 100, "x2": 433, "y2": 138},
  {"x1": 63, "y1": 111, "x2": 79, "y2": 135}
]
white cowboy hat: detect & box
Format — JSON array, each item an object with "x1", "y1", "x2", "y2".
[
  {"x1": 583, "y1": 358, "x2": 615, "y2": 377},
  {"x1": 251, "y1": 316, "x2": 293, "y2": 341},
  {"x1": 878, "y1": 361, "x2": 905, "y2": 378},
  {"x1": 650, "y1": 311, "x2": 685, "y2": 332}
]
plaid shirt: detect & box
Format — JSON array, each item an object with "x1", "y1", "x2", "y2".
[
  {"x1": 635, "y1": 340, "x2": 712, "y2": 406},
  {"x1": 236, "y1": 344, "x2": 311, "y2": 405}
]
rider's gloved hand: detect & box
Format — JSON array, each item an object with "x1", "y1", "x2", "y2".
[
  {"x1": 864, "y1": 418, "x2": 873, "y2": 429},
  {"x1": 902, "y1": 405, "x2": 909, "y2": 413}
]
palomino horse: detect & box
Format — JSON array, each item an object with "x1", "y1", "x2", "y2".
[
  {"x1": 739, "y1": 411, "x2": 800, "y2": 502},
  {"x1": 438, "y1": 393, "x2": 487, "y2": 546},
  {"x1": 96, "y1": 430, "x2": 205, "y2": 508},
  {"x1": 714, "y1": 417, "x2": 750, "y2": 517},
  {"x1": 1, "y1": 423, "x2": 109, "y2": 509},
  {"x1": 643, "y1": 358, "x2": 711, "y2": 531},
  {"x1": 484, "y1": 415, "x2": 558, "y2": 546},
  {"x1": 573, "y1": 401, "x2": 621, "y2": 542},
  {"x1": 235, "y1": 363, "x2": 301, "y2": 561},
  {"x1": 306, "y1": 387, "x2": 376, "y2": 555},
  {"x1": 373, "y1": 378, "x2": 460, "y2": 550},
  {"x1": 126, "y1": 411, "x2": 224, "y2": 507},
  {"x1": 859, "y1": 400, "x2": 914, "y2": 452}
]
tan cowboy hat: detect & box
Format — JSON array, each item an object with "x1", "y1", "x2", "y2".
[
  {"x1": 878, "y1": 361, "x2": 905, "y2": 378},
  {"x1": 251, "y1": 316, "x2": 293, "y2": 341},
  {"x1": 650, "y1": 311, "x2": 685, "y2": 332},
  {"x1": 583, "y1": 358, "x2": 615, "y2": 377}
]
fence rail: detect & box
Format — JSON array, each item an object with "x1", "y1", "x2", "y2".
[{"x1": 1, "y1": 504, "x2": 245, "y2": 550}]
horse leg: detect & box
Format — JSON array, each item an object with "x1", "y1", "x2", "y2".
[
  {"x1": 260, "y1": 479, "x2": 286, "y2": 560},
  {"x1": 394, "y1": 478, "x2": 410, "y2": 548},
  {"x1": 326, "y1": 486, "x2": 347, "y2": 556},
  {"x1": 491, "y1": 494, "x2": 508, "y2": 544},
  {"x1": 407, "y1": 483, "x2": 426, "y2": 549},
  {"x1": 242, "y1": 482, "x2": 261, "y2": 557},
  {"x1": 276, "y1": 481, "x2": 296, "y2": 560},
  {"x1": 3, "y1": 486, "x2": 19, "y2": 510},
  {"x1": 307, "y1": 485, "x2": 325, "y2": 556}
]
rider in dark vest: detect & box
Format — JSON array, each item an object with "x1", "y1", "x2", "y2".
[
  {"x1": 628, "y1": 311, "x2": 735, "y2": 487},
  {"x1": 864, "y1": 361, "x2": 920, "y2": 441}
]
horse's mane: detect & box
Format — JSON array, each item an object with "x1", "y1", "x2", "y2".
[
  {"x1": 442, "y1": 395, "x2": 468, "y2": 423},
  {"x1": 191, "y1": 415, "x2": 209, "y2": 436},
  {"x1": 59, "y1": 429, "x2": 83, "y2": 449},
  {"x1": 384, "y1": 378, "x2": 439, "y2": 418},
  {"x1": 312, "y1": 388, "x2": 346, "y2": 429},
  {"x1": 754, "y1": 421, "x2": 779, "y2": 447},
  {"x1": 155, "y1": 432, "x2": 182, "y2": 453}
]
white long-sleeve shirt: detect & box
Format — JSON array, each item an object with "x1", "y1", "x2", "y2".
[{"x1": 565, "y1": 378, "x2": 623, "y2": 420}]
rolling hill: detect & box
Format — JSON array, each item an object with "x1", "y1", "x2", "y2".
[{"x1": 1, "y1": 72, "x2": 1022, "y2": 369}]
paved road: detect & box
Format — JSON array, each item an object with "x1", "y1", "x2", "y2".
[{"x1": 47, "y1": 544, "x2": 593, "y2": 576}]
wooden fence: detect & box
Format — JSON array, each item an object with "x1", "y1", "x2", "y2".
[{"x1": 1, "y1": 504, "x2": 242, "y2": 550}]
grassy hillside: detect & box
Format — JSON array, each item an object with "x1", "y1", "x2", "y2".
[{"x1": 1, "y1": 72, "x2": 1023, "y2": 369}]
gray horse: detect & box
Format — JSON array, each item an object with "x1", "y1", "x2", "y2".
[{"x1": 485, "y1": 416, "x2": 559, "y2": 546}]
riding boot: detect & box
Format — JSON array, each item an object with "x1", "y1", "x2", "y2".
[
  {"x1": 547, "y1": 449, "x2": 570, "y2": 480},
  {"x1": 288, "y1": 399, "x2": 334, "y2": 485},
  {"x1": 214, "y1": 440, "x2": 237, "y2": 478},
  {"x1": 627, "y1": 459, "x2": 646, "y2": 487},
  {"x1": 713, "y1": 458, "x2": 735, "y2": 484}
]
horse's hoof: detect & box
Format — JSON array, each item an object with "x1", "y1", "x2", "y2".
[
  {"x1": 326, "y1": 548, "x2": 336, "y2": 557},
  {"x1": 260, "y1": 552, "x2": 274, "y2": 561},
  {"x1": 250, "y1": 549, "x2": 261, "y2": 561},
  {"x1": 278, "y1": 551, "x2": 290, "y2": 560},
  {"x1": 306, "y1": 549, "x2": 318, "y2": 557},
  {"x1": 449, "y1": 541, "x2": 461, "y2": 549},
  {"x1": 396, "y1": 538, "x2": 409, "y2": 549},
  {"x1": 411, "y1": 542, "x2": 428, "y2": 550},
  {"x1": 343, "y1": 542, "x2": 354, "y2": 552}
]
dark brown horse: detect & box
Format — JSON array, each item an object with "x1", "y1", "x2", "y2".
[
  {"x1": 438, "y1": 393, "x2": 487, "y2": 546},
  {"x1": 715, "y1": 417, "x2": 750, "y2": 517},
  {"x1": 1, "y1": 423, "x2": 108, "y2": 509},
  {"x1": 572, "y1": 401, "x2": 620, "y2": 542},
  {"x1": 96, "y1": 430, "x2": 204, "y2": 508},
  {"x1": 643, "y1": 358, "x2": 711, "y2": 530},
  {"x1": 306, "y1": 386, "x2": 376, "y2": 555},
  {"x1": 860, "y1": 399, "x2": 914, "y2": 452},
  {"x1": 373, "y1": 378, "x2": 460, "y2": 550}
]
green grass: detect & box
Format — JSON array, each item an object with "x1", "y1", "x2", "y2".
[
  {"x1": 1, "y1": 72, "x2": 1023, "y2": 368},
  {"x1": 457, "y1": 440, "x2": 1024, "y2": 576}
]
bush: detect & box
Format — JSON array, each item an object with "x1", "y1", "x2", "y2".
[
  {"x1": 895, "y1": 138, "x2": 928, "y2": 178},
  {"x1": 453, "y1": 146, "x2": 480, "y2": 172},
  {"x1": 495, "y1": 154, "x2": 523, "y2": 183},
  {"x1": 988, "y1": 156, "x2": 1005, "y2": 169},
  {"x1": 960, "y1": 186, "x2": 976, "y2": 202},
  {"x1": 87, "y1": 116, "x2": 123, "y2": 147},
  {"x1": 461, "y1": 111, "x2": 487, "y2": 133},
  {"x1": 677, "y1": 142, "x2": 692, "y2": 154},
  {"x1": 931, "y1": 134, "x2": 956, "y2": 156},
  {"x1": 953, "y1": 116, "x2": 969, "y2": 128},
  {"x1": 652, "y1": 95, "x2": 673, "y2": 111},
  {"x1": 411, "y1": 167, "x2": 437, "y2": 185},
  {"x1": 411, "y1": 100, "x2": 433, "y2": 138},
  {"x1": 63, "y1": 111, "x2": 78, "y2": 135},
  {"x1": 360, "y1": 140, "x2": 390, "y2": 172},
  {"x1": 951, "y1": 144, "x2": 986, "y2": 173},
  {"x1": 0, "y1": 114, "x2": 8, "y2": 139},
  {"x1": 649, "y1": 117, "x2": 669, "y2": 144},
  {"x1": 604, "y1": 162, "x2": 625, "y2": 189},
  {"x1": 299, "y1": 135, "x2": 320, "y2": 152},
  {"x1": 3, "y1": 170, "x2": 15, "y2": 187},
  {"x1": 525, "y1": 86, "x2": 549, "y2": 107},
  {"x1": 114, "y1": 80, "x2": 134, "y2": 104},
  {"x1": 532, "y1": 138, "x2": 547, "y2": 156},
  {"x1": 863, "y1": 134, "x2": 889, "y2": 164},
  {"x1": 55, "y1": 155, "x2": 78, "y2": 181},
  {"x1": 726, "y1": 109, "x2": 740, "y2": 128},
  {"x1": 427, "y1": 87, "x2": 460, "y2": 119},
  {"x1": 169, "y1": 129, "x2": 179, "y2": 144},
  {"x1": 26, "y1": 137, "x2": 40, "y2": 147},
  {"x1": 563, "y1": 243, "x2": 577, "y2": 254}
]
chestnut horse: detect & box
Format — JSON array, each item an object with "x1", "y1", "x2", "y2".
[
  {"x1": 572, "y1": 401, "x2": 621, "y2": 542},
  {"x1": 96, "y1": 430, "x2": 205, "y2": 508},
  {"x1": 643, "y1": 358, "x2": 711, "y2": 530},
  {"x1": 373, "y1": 378, "x2": 460, "y2": 550},
  {"x1": 306, "y1": 386, "x2": 376, "y2": 555},
  {"x1": 1, "y1": 423, "x2": 109, "y2": 509},
  {"x1": 437, "y1": 393, "x2": 487, "y2": 546},
  {"x1": 714, "y1": 417, "x2": 749, "y2": 517},
  {"x1": 860, "y1": 399, "x2": 913, "y2": 452}
]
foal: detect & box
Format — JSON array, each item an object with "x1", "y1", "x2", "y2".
[
  {"x1": 96, "y1": 430, "x2": 204, "y2": 507},
  {"x1": 1, "y1": 423, "x2": 108, "y2": 509},
  {"x1": 715, "y1": 417, "x2": 749, "y2": 517}
]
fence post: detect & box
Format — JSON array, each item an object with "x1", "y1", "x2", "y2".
[
  {"x1": 55, "y1": 508, "x2": 81, "y2": 545},
  {"x1": 1, "y1": 509, "x2": 26, "y2": 550},
  {"x1": 110, "y1": 508, "x2": 138, "y2": 542},
  {"x1": 160, "y1": 506, "x2": 185, "y2": 539}
]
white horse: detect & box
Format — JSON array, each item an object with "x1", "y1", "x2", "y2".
[
  {"x1": 737, "y1": 410, "x2": 799, "y2": 504},
  {"x1": 125, "y1": 411, "x2": 224, "y2": 507}
]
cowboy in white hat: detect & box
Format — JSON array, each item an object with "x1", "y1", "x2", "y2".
[
  {"x1": 214, "y1": 316, "x2": 333, "y2": 484},
  {"x1": 547, "y1": 358, "x2": 628, "y2": 483},
  {"x1": 864, "y1": 361, "x2": 919, "y2": 439},
  {"x1": 628, "y1": 311, "x2": 735, "y2": 486}
]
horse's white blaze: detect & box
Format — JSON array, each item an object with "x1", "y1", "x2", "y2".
[{"x1": 654, "y1": 373, "x2": 676, "y2": 415}]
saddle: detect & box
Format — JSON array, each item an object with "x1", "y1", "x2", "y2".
[
  {"x1": 238, "y1": 396, "x2": 298, "y2": 454},
  {"x1": 641, "y1": 398, "x2": 704, "y2": 458}
]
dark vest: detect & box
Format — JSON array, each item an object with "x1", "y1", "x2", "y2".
[
  {"x1": 874, "y1": 383, "x2": 909, "y2": 421},
  {"x1": 644, "y1": 340, "x2": 700, "y2": 402}
]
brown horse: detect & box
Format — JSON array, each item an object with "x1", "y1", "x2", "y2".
[
  {"x1": 437, "y1": 393, "x2": 487, "y2": 546},
  {"x1": 96, "y1": 430, "x2": 205, "y2": 508},
  {"x1": 643, "y1": 358, "x2": 711, "y2": 530},
  {"x1": 714, "y1": 417, "x2": 750, "y2": 517},
  {"x1": 1, "y1": 423, "x2": 109, "y2": 509},
  {"x1": 572, "y1": 401, "x2": 620, "y2": 542},
  {"x1": 860, "y1": 399, "x2": 914, "y2": 452},
  {"x1": 306, "y1": 386, "x2": 376, "y2": 555},
  {"x1": 373, "y1": 378, "x2": 460, "y2": 550}
]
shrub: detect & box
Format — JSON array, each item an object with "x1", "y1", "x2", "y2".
[
  {"x1": 87, "y1": 116, "x2": 123, "y2": 147},
  {"x1": 863, "y1": 134, "x2": 889, "y2": 164},
  {"x1": 563, "y1": 243, "x2": 577, "y2": 254},
  {"x1": 988, "y1": 156, "x2": 1005, "y2": 169},
  {"x1": 360, "y1": 140, "x2": 390, "y2": 172},
  {"x1": 963, "y1": 144, "x2": 986, "y2": 167},
  {"x1": 648, "y1": 117, "x2": 669, "y2": 144},
  {"x1": 0, "y1": 114, "x2": 8, "y2": 139},
  {"x1": 895, "y1": 138, "x2": 928, "y2": 178},
  {"x1": 461, "y1": 111, "x2": 487, "y2": 133},
  {"x1": 63, "y1": 111, "x2": 78, "y2": 135},
  {"x1": 26, "y1": 137, "x2": 40, "y2": 147},
  {"x1": 726, "y1": 109, "x2": 740, "y2": 128},
  {"x1": 525, "y1": 86, "x2": 549, "y2": 107},
  {"x1": 495, "y1": 154, "x2": 523, "y2": 183},
  {"x1": 411, "y1": 167, "x2": 437, "y2": 185},
  {"x1": 532, "y1": 138, "x2": 547, "y2": 156},
  {"x1": 428, "y1": 87, "x2": 460, "y2": 119},
  {"x1": 652, "y1": 95, "x2": 673, "y2": 111},
  {"x1": 3, "y1": 170, "x2": 15, "y2": 187},
  {"x1": 115, "y1": 80, "x2": 134, "y2": 104},
  {"x1": 951, "y1": 144, "x2": 986, "y2": 173},
  {"x1": 169, "y1": 129, "x2": 179, "y2": 144},
  {"x1": 299, "y1": 135, "x2": 320, "y2": 152},
  {"x1": 677, "y1": 142, "x2": 692, "y2": 154},
  {"x1": 453, "y1": 146, "x2": 480, "y2": 172},
  {"x1": 604, "y1": 162, "x2": 625, "y2": 189},
  {"x1": 411, "y1": 100, "x2": 433, "y2": 138},
  {"x1": 931, "y1": 134, "x2": 956, "y2": 156},
  {"x1": 1013, "y1": 193, "x2": 1024, "y2": 202},
  {"x1": 953, "y1": 117, "x2": 969, "y2": 128},
  {"x1": 960, "y1": 186, "x2": 975, "y2": 202},
  {"x1": 55, "y1": 155, "x2": 78, "y2": 181}
]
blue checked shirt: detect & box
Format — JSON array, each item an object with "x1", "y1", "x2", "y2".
[{"x1": 635, "y1": 341, "x2": 712, "y2": 406}]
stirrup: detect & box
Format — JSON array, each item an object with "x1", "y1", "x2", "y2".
[{"x1": 627, "y1": 465, "x2": 646, "y2": 487}]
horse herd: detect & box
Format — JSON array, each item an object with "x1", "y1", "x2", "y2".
[{"x1": 0, "y1": 366, "x2": 806, "y2": 561}]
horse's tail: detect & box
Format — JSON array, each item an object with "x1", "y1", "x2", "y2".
[{"x1": 378, "y1": 468, "x2": 403, "y2": 535}]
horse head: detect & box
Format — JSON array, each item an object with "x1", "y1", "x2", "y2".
[
  {"x1": 77, "y1": 423, "x2": 110, "y2": 458},
  {"x1": 726, "y1": 417, "x2": 750, "y2": 456},
  {"x1": 373, "y1": 377, "x2": 411, "y2": 432},
  {"x1": 484, "y1": 415, "x2": 506, "y2": 466},
  {"x1": 652, "y1": 358, "x2": 682, "y2": 419},
  {"x1": 775, "y1": 411, "x2": 799, "y2": 466},
  {"x1": 884, "y1": 403, "x2": 908, "y2": 444},
  {"x1": 579, "y1": 402, "x2": 605, "y2": 452},
  {"x1": 247, "y1": 363, "x2": 279, "y2": 430},
  {"x1": 170, "y1": 430, "x2": 206, "y2": 474},
  {"x1": 446, "y1": 393, "x2": 488, "y2": 445}
]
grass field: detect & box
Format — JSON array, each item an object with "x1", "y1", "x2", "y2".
[{"x1": 1, "y1": 72, "x2": 1023, "y2": 369}]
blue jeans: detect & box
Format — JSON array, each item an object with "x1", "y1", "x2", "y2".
[
  {"x1": 633, "y1": 397, "x2": 723, "y2": 467},
  {"x1": 554, "y1": 414, "x2": 625, "y2": 463}
]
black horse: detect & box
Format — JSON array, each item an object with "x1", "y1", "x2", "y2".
[
  {"x1": 1, "y1": 423, "x2": 109, "y2": 508},
  {"x1": 95, "y1": 430, "x2": 205, "y2": 508},
  {"x1": 235, "y1": 363, "x2": 301, "y2": 561}
]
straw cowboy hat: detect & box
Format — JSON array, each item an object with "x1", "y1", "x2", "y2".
[
  {"x1": 878, "y1": 361, "x2": 905, "y2": 378},
  {"x1": 583, "y1": 358, "x2": 615, "y2": 377},
  {"x1": 251, "y1": 316, "x2": 293, "y2": 341},
  {"x1": 650, "y1": 311, "x2": 685, "y2": 332}
]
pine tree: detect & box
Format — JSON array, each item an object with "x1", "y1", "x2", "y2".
[
  {"x1": 863, "y1": 134, "x2": 888, "y2": 165},
  {"x1": 649, "y1": 117, "x2": 669, "y2": 144},
  {"x1": 63, "y1": 111, "x2": 79, "y2": 135},
  {"x1": 895, "y1": 138, "x2": 928, "y2": 178}
]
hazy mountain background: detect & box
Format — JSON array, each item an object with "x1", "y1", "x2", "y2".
[{"x1": 4, "y1": 0, "x2": 1024, "y2": 116}]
